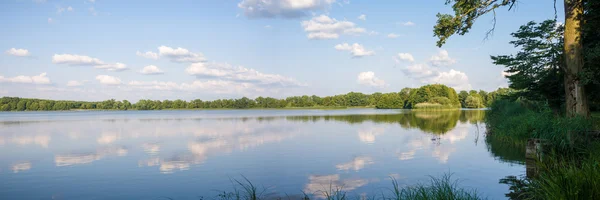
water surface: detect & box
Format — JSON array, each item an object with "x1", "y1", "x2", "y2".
[{"x1": 0, "y1": 109, "x2": 523, "y2": 199}]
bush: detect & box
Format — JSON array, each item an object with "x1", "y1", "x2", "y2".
[{"x1": 413, "y1": 102, "x2": 459, "y2": 110}]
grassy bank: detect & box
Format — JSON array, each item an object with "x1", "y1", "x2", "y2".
[
  {"x1": 210, "y1": 174, "x2": 484, "y2": 200},
  {"x1": 485, "y1": 100, "x2": 600, "y2": 199},
  {"x1": 412, "y1": 103, "x2": 460, "y2": 111}
]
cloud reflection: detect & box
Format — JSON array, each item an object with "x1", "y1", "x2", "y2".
[
  {"x1": 11, "y1": 135, "x2": 51, "y2": 148},
  {"x1": 11, "y1": 161, "x2": 31, "y2": 173},
  {"x1": 55, "y1": 146, "x2": 128, "y2": 167},
  {"x1": 396, "y1": 123, "x2": 470, "y2": 163},
  {"x1": 134, "y1": 121, "x2": 300, "y2": 174},
  {"x1": 142, "y1": 143, "x2": 160, "y2": 155},
  {"x1": 398, "y1": 150, "x2": 416, "y2": 161},
  {"x1": 336, "y1": 156, "x2": 374, "y2": 172},
  {"x1": 97, "y1": 132, "x2": 120, "y2": 144},
  {"x1": 304, "y1": 174, "x2": 369, "y2": 199},
  {"x1": 357, "y1": 127, "x2": 385, "y2": 144}
]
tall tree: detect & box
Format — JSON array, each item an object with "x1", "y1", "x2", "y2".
[
  {"x1": 491, "y1": 20, "x2": 565, "y2": 110},
  {"x1": 434, "y1": 0, "x2": 590, "y2": 117}
]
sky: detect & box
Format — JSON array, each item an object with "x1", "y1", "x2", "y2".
[{"x1": 0, "y1": 0, "x2": 564, "y2": 101}]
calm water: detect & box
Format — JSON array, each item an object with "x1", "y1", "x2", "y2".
[{"x1": 0, "y1": 109, "x2": 524, "y2": 199}]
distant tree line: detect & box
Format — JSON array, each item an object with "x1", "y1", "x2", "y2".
[{"x1": 0, "y1": 84, "x2": 512, "y2": 111}]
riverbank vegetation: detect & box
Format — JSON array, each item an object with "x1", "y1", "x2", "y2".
[
  {"x1": 212, "y1": 174, "x2": 483, "y2": 200},
  {"x1": 476, "y1": 5, "x2": 600, "y2": 198},
  {"x1": 486, "y1": 100, "x2": 600, "y2": 199},
  {"x1": 0, "y1": 84, "x2": 503, "y2": 111},
  {"x1": 431, "y1": 0, "x2": 600, "y2": 198}
]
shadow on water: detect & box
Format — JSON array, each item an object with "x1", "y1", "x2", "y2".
[
  {"x1": 285, "y1": 109, "x2": 485, "y2": 135},
  {"x1": 484, "y1": 136, "x2": 527, "y2": 165}
]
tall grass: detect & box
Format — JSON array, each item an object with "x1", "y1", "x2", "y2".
[
  {"x1": 212, "y1": 174, "x2": 484, "y2": 200},
  {"x1": 486, "y1": 100, "x2": 600, "y2": 199},
  {"x1": 485, "y1": 100, "x2": 594, "y2": 151},
  {"x1": 387, "y1": 174, "x2": 484, "y2": 200},
  {"x1": 525, "y1": 153, "x2": 600, "y2": 199},
  {"x1": 413, "y1": 103, "x2": 459, "y2": 110},
  {"x1": 216, "y1": 176, "x2": 267, "y2": 200}
]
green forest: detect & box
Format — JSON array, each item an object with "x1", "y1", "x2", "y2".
[{"x1": 0, "y1": 84, "x2": 511, "y2": 111}]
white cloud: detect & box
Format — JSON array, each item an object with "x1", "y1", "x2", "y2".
[
  {"x1": 398, "y1": 50, "x2": 471, "y2": 91},
  {"x1": 0, "y1": 73, "x2": 51, "y2": 84},
  {"x1": 158, "y1": 46, "x2": 206, "y2": 63},
  {"x1": 48, "y1": 18, "x2": 53, "y2": 23},
  {"x1": 301, "y1": 15, "x2": 366, "y2": 39},
  {"x1": 140, "y1": 65, "x2": 164, "y2": 75},
  {"x1": 334, "y1": 43, "x2": 375, "y2": 58},
  {"x1": 95, "y1": 63, "x2": 128, "y2": 71},
  {"x1": 52, "y1": 54, "x2": 104, "y2": 66},
  {"x1": 395, "y1": 53, "x2": 415, "y2": 63},
  {"x1": 264, "y1": 25, "x2": 272, "y2": 29},
  {"x1": 66, "y1": 80, "x2": 84, "y2": 87},
  {"x1": 238, "y1": 0, "x2": 336, "y2": 18},
  {"x1": 429, "y1": 69, "x2": 472, "y2": 91},
  {"x1": 387, "y1": 33, "x2": 400, "y2": 38},
  {"x1": 399, "y1": 21, "x2": 415, "y2": 26},
  {"x1": 52, "y1": 54, "x2": 128, "y2": 71},
  {"x1": 368, "y1": 30, "x2": 379, "y2": 35},
  {"x1": 402, "y1": 64, "x2": 472, "y2": 91},
  {"x1": 127, "y1": 80, "x2": 269, "y2": 95},
  {"x1": 96, "y1": 75, "x2": 121, "y2": 85},
  {"x1": 357, "y1": 14, "x2": 366, "y2": 20},
  {"x1": 402, "y1": 63, "x2": 437, "y2": 78},
  {"x1": 136, "y1": 51, "x2": 158, "y2": 60},
  {"x1": 89, "y1": 7, "x2": 97, "y2": 16},
  {"x1": 5, "y1": 48, "x2": 30, "y2": 57},
  {"x1": 357, "y1": 71, "x2": 385, "y2": 87},
  {"x1": 87, "y1": 0, "x2": 96, "y2": 3},
  {"x1": 429, "y1": 49, "x2": 456, "y2": 66},
  {"x1": 57, "y1": 6, "x2": 74, "y2": 14},
  {"x1": 185, "y1": 62, "x2": 304, "y2": 86}
]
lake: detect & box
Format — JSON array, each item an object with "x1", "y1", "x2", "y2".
[{"x1": 0, "y1": 109, "x2": 525, "y2": 199}]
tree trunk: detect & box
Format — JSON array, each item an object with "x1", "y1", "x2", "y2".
[{"x1": 563, "y1": 0, "x2": 590, "y2": 117}]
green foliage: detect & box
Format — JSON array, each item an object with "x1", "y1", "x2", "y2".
[
  {"x1": 286, "y1": 110, "x2": 479, "y2": 135},
  {"x1": 487, "y1": 99, "x2": 600, "y2": 199},
  {"x1": 388, "y1": 174, "x2": 484, "y2": 200},
  {"x1": 413, "y1": 103, "x2": 456, "y2": 110},
  {"x1": 434, "y1": 0, "x2": 517, "y2": 47},
  {"x1": 375, "y1": 92, "x2": 404, "y2": 109},
  {"x1": 524, "y1": 151, "x2": 600, "y2": 200},
  {"x1": 464, "y1": 95, "x2": 484, "y2": 108},
  {"x1": 486, "y1": 100, "x2": 594, "y2": 150},
  {"x1": 582, "y1": 0, "x2": 600, "y2": 111},
  {"x1": 217, "y1": 174, "x2": 484, "y2": 200},
  {"x1": 1, "y1": 85, "x2": 505, "y2": 111},
  {"x1": 491, "y1": 20, "x2": 565, "y2": 110},
  {"x1": 407, "y1": 84, "x2": 460, "y2": 108}
]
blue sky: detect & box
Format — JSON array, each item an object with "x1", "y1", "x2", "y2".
[{"x1": 0, "y1": 0, "x2": 563, "y2": 101}]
